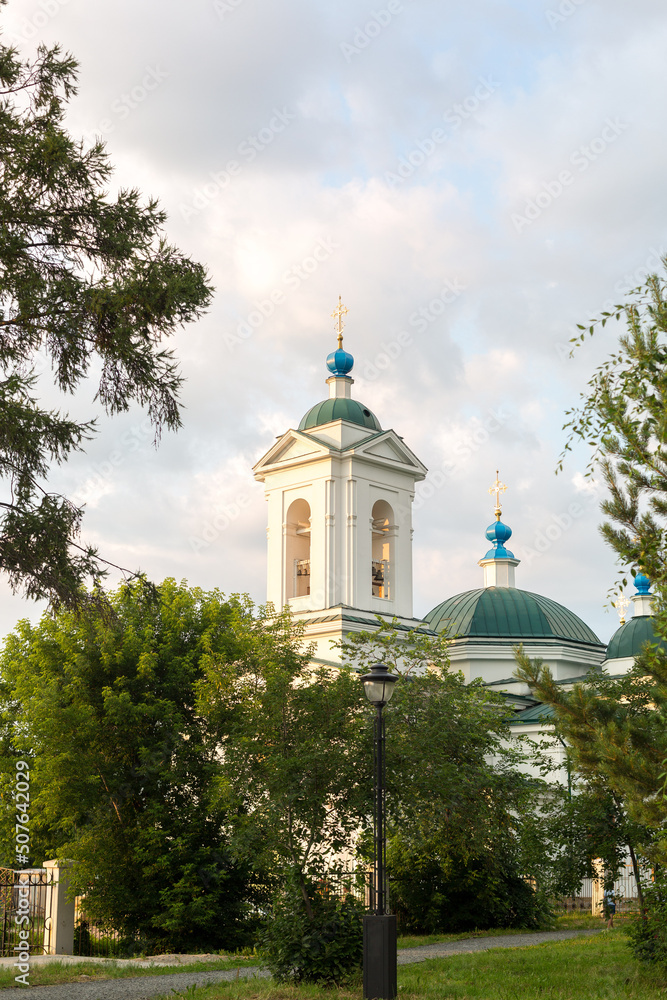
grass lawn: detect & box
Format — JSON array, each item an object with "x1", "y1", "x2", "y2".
[
  {"x1": 0, "y1": 918, "x2": 604, "y2": 988},
  {"x1": 395, "y1": 910, "x2": 606, "y2": 948},
  {"x1": 157, "y1": 932, "x2": 667, "y2": 1000},
  {"x1": 0, "y1": 916, "x2": 636, "y2": 992}
]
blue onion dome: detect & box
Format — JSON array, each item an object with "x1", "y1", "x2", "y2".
[
  {"x1": 635, "y1": 572, "x2": 651, "y2": 595},
  {"x1": 483, "y1": 519, "x2": 514, "y2": 559},
  {"x1": 326, "y1": 348, "x2": 354, "y2": 376}
]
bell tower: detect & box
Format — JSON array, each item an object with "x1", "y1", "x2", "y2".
[{"x1": 252, "y1": 301, "x2": 428, "y2": 664}]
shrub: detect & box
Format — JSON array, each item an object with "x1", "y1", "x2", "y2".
[
  {"x1": 260, "y1": 874, "x2": 364, "y2": 984},
  {"x1": 388, "y1": 838, "x2": 554, "y2": 934},
  {"x1": 628, "y1": 878, "x2": 667, "y2": 967}
]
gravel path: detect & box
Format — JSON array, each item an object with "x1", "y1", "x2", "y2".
[
  {"x1": 396, "y1": 927, "x2": 601, "y2": 964},
  {"x1": 0, "y1": 928, "x2": 602, "y2": 999},
  {"x1": 0, "y1": 966, "x2": 270, "y2": 999}
]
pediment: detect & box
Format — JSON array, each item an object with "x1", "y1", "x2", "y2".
[
  {"x1": 253, "y1": 429, "x2": 333, "y2": 479},
  {"x1": 270, "y1": 436, "x2": 321, "y2": 464},
  {"x1": 364, "y1": 438, "x2": 412, "y2": 464},
  {"x1": 353, "y1": 431, "x2": 427, "y2": 476}
]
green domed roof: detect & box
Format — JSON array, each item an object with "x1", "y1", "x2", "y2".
[
  {"x1": 605, "y1": 615, "x2": 667, "y2": 661},
  {"x1": 424, "y1": 587, "x2": 603, "y2": 647},
  {"x1": 299, "y1": 398, "x2": 381, "y2": 432}
]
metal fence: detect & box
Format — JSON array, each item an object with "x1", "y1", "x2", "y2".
[
  {"x1": 310, "y1": 868, "x2": 375, "y2": 911},
  {"x1": 73, "y1": 902, "x2": 126, "y2": 958},
  {"x1": 0, "y1": 869, "x2": 50, "y2": 957},
  {"x1": 0, "y1": 869, "x2": 129, "y2": 957}
]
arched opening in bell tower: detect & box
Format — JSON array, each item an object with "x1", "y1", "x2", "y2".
[
  {"x1": 371, "y1": 499, "x2": 394, "y2": 600},
  {"x1": 285, "y1": 498, "x2": 311, "y2": 600}
]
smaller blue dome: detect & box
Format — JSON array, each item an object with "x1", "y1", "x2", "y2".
[
  {"x1": 486, "y1": 521, "x2": 512, "y2": 545},
  {"x1": 326, "y1": 348, "x2": 354, "y2": 376},
  {"x1": 482, "y1": 519, "x2": 515, "y2": 560},
  {"x1": 635, "y1": 572, "x2": 651, "y2": 595}
]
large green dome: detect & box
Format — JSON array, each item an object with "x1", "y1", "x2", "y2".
[
  {"x1": 424, "y1": 587, "x2": 603, "y2": 647},
  {"x1": 605, "y1": 615, "x2": 667, "y2": 661},
  {"x1": 299, "y1": 398, "x2": 381, "y2": 432}
]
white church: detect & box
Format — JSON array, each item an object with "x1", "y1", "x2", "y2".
[
  {"x1": 252, "y1": 312, "x2": 662, "y2": 913},
  {"x1": 252, "y1": 308, "x2": 662, "y2": 721}
]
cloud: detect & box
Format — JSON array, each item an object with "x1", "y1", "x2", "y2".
[{"x1": 0, "y1": 0, "x2": 665, "y2": 645}]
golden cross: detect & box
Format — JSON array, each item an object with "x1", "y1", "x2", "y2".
[
  {"x1": 614, "y1": 593, "x2": 631, "y2": 625},
  {"x1": 331, "y1": 295, "x2": 348, "y2": 349},
  {"x1": 488, "y1": 470, "x2": 507, "y2": 520}
]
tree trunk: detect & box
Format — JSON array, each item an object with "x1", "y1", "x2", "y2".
[
  {"x1": 298, "y1": 872, "x2": 314, "y2": 921},
  {"x1": 627, "y1": 841, "x2": 645, "y2": 916}
]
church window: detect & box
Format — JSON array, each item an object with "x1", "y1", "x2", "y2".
[
  {"x1": 371, "y1": 500, "x2": 394, "y2": 600},
  {"x1": 286, "y1": 498, "x2": 311, "y2": 599}
]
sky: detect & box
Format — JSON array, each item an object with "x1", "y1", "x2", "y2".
[{"x1": 2, "y1": 0, "x2": 667, "y2": 643}]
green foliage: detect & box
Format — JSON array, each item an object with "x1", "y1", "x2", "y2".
[
  {"x1": 260, "y1": 875, "x2": 363, "y2": 984},
  {"x1": 523, "y1": 262, "x2": 667, "y2": 958},
  {"x1": 387, "y1": 836, "x2": 554, "y2": 933},
  {"x1": 514, "y1": 650, "x2": 654, "y2": 898},
  {"x1": 0, "y1": 27, "x2": 213, "y2": 607},
  {"x1": 561, "y1": 263, "x2": 667, "y2": 598},
  {"x1": 0, "y1": 578, "x2": 259, "y2": 952},
  {"x1": 340, "y1": 623, "x2": 525, "y2": 851},
  {"x1": 199, "y1": 616, "x2": 557, "y2": 949},
  {"x1": 560, "y1": 261, "x2": 667, "y2": 611},
  {"x1": 628, "y1": 876, "x2": 667, "y2": 967},
  {"x1": 538, "y1": 780, "x2": 630, "y2": 899},
  {"x1": 197, "y1": 611, "x2": 369, "y2": 889},
  {"x1": 341, "y1": 624, "x2": 560, "y2": 922}
]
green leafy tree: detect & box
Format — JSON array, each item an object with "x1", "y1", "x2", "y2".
[
  {"x1": 197, "y1": 608, "x2": 368, "y2": 917},
  {"x1": 540, "y1": 778, "x2": 632, "y2": 904},
  {"x1": 386, "y1": 835, "x2": 550, "y2": 933},
  {"x1": 514, "y1": 657, "x2": 662, "y2": 931},
  {"x1": 0, "y1": 19, "x2": 213, "y2": 606},
  {"x1": 340, "y1": 623, "x2": 555, "y2": 931},
  {"x1": 200, "y1": 617, "x2": 540, "y2": 906},
  {"x1": 197, "y1": 608, "x2": 372, "y2": 982},
  {"x1": 514, "y1": 650, "x2": 659, "y2": 891},
  {"x1": 0, "y1": 578, "x2": 256, "y2": 952}
]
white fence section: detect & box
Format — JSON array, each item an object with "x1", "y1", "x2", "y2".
[{"x1": 591, "y1": 862, "x2": 643, "y2": 916}]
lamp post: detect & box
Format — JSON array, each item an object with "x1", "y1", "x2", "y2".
[{"x1": 360, "y1": 662, "x2": 398, "y2": 1000}]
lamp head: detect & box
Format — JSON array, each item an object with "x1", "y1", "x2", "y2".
[{"x1": 361, "y1": 662, "x2": 398, "y2": 706}]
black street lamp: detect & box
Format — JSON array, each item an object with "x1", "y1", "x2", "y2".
[{"x1": 360, "y1": 662, "x2": 398, "y2": 1000}]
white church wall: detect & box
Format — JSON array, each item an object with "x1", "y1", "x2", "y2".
[
  {"x1": 508, "y1": 724, "x2": 570, "y2": 785},
  {"x1": 601, "y1": 656, "x2": 635, "y2": 676},
  {"x1": 448, "y1": 640, "x2": 604, "y2": 687}
]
